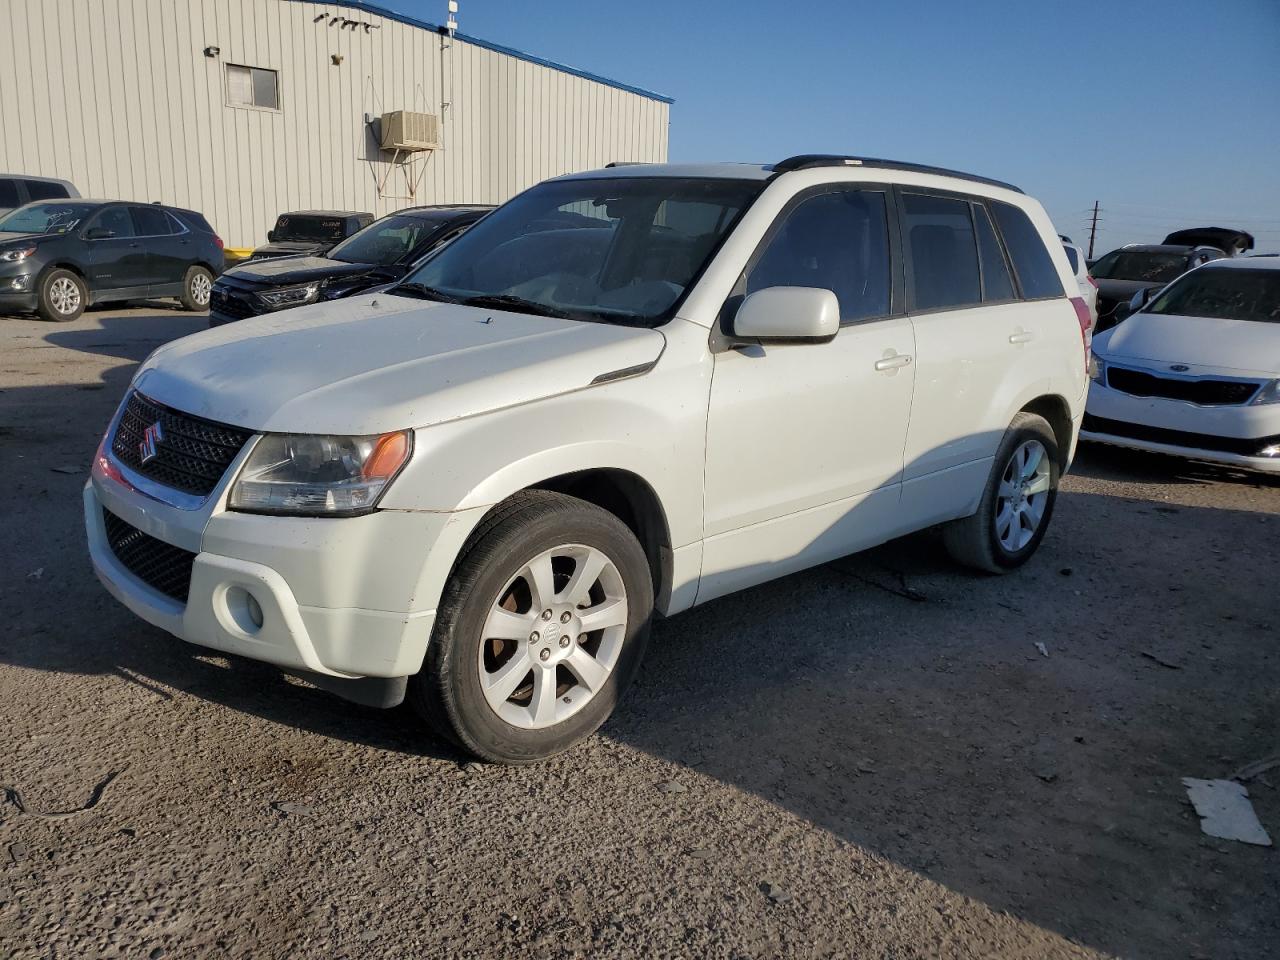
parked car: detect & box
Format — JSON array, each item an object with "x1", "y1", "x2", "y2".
[
  {"x1": 0, "y1": 200, "x2": 223, "y2": 321},
  {"x1": 209, "y1": 205, "x2": 491, "y2": 326},
  {"x1": 1089, "y1": 243, "x2": 1225, "y2": 331},
  {"x1": 1063, "y1": 240, "x2": 1098, "y2": 329},
  {"x1": 86, "y1": 155, "x2": 1089, "y2": 762},
  {"x1": 1084, "y1": 257, "x2": 1280, "y2": 472},
  {"x1": 246, "y1": 210, "x2": 374, "y2": 261},
  {"x1": 0, "y1": 174, "x2": 79, "y2": 218}
]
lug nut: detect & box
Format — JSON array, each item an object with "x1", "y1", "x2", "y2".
[
  {"x1": 559, "y1": 635, "x2": 570, "y2": 648},
  {"x1": 539, "y1": 648, "x2": 551, "y2": 662},
  {"x1": 560, "y1": 611, "x2": 572, "y2": 623},
  {"x1": 541, "y1": 609, "x2": 553, "y2": 621},
  {"x1": 529, "y1": 631, "x2": 540, "y2": 643},
  {"x1": 577, "y1": 633, "x2": 586, "y2": 644}
]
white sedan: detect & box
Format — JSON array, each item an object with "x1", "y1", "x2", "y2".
[{"x1": 1084, "y1": 257, "x2": 1280, "y2": 472}]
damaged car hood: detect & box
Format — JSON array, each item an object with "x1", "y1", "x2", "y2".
[{"x1": 133, "y1": 293, "x2": 666, "y2": 434}]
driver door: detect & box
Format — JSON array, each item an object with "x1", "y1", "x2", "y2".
[
  {"x1": 699, "y1": 186, "x2": 916, "y2": 603},
  {"x1": 84, "y1": 205, "x2": 145, "y2": 294}
]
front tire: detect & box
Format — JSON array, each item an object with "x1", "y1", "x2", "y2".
[
  {"x1": 180, "y1": 265, "x2": 213, "y2": 311},
  {"x1": 37, "y1": 268, "x2": 87, "y2": 322},
  {"x1": 943, "y1": 412, "x2": 1060, "y2": 573},
  {"x1": 409, "y1": 491, "x2": 654, "y2": 764}
]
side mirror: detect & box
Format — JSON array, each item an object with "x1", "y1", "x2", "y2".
[
  {"x1": 84, "y1": 226, "x2": 114, "y2": 240},
  {"x1": 732, "y1": 286, "x2": 840, "y2": 343}
]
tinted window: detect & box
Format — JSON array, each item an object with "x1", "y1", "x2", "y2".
[
  {"x1": 1063, "y1": 245, "x2": 1079, "y2": 273},
  {"x1": 902, "y1": 193, "x2": 980, "y2": 311},
  {"x1": 24, "y1": 180, "x2": 69, "y2": 201},
  {"x1": 1090, "y1": 250, "x2": 1188, "y2": 283},
  {"x1": 991, "y1": 201, "x2": 1064, "y2": 299},
  {"x1": 131, "y1": 206, "x2": 174, "y2": 236},
  {"x1": 275, "y1": 215, "x2": 347, "y2": 242},
  {"x1": 91, "y1": 207, "x2": 135, "y2": 238},
  {"x1": 0, "y1": 179, "x2": 18, "y2": 208},
  {"x1": 974, "y1": 204, "x2": 1015, "y2": 301},
  {"x1": 407, "y1": 177, "x2": 761, "y2": 326},
  {"x1": 329, "y1": 215, "x2": 440, "y2": 265},
  {"x1": 1148, "y1": 267, "x2": 1280, "y2": 324},
  {"x1": 746, "y1": 190, "x2": 891, "y2": 322}
]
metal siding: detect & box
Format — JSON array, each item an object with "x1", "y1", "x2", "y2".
[{"x1": 0, "y1": 0, "x2": 669, "y2": 248}]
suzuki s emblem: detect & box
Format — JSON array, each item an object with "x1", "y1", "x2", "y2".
[
  {"x1": 1170, "y1": 364, "x2": 1189, "y2": 372},
  {"x1": 139, "y1": 422, "x2": 164, "y2": 464}
]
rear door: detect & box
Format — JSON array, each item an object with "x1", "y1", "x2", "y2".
[
  {"x1": 129, "y1": 205, "x2": 186, "y2": 290},
  {"x1": 897, "y1": 190, "x2": 1045, "y2": 524},
  {"x1": 84, "y1": 205, "x2": 145, "y2": 293}
]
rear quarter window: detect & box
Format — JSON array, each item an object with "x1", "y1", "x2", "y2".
[
  {"x1": 0, "y1": 179, "x2": 18, "y2": 207},
  {"x1": 24, "y1": 179, "x2": 70, "y2": 201},
  {"x1": 991, "y1": 201, "x2": 1065, "y2": 300},
  {"x1": 1063, "y1": 245, "x2": 1079, "y2": 273}
]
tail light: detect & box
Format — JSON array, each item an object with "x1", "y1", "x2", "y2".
[
  {"x1": 213, "y1": 234, "x2": 225, "y2": 250},
  {"x1": 1087, "y1": 275, "x2": 1098, "y2": 288},
  {"x1": 1069, "y1": 296, "x2": 1092, "y2": 371}
]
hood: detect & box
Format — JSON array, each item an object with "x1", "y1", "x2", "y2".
[
  {"x1": 222, "y1": 255, "x2": 390, "y2": 287},
  {"x1": 134, "y1": 294, "x2": 666, "y2": 435},
  {"x1": 1095, "y1": 311, "x2": 1280, "y2": 378},
  {"x1": 250, "y1": 240, "x2": 331, "y2": 259}
]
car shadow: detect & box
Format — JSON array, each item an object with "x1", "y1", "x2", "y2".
[
  {"x1": 1073, "y1": 440, "x2": 1280, "y2": 488},
  {"x1": 2, "y1": 333, "x2": 1277, "y2": 958}
]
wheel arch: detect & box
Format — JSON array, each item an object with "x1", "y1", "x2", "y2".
[{"x1": 1019, "y1": 393, "x2": 1073, "y2": 467}]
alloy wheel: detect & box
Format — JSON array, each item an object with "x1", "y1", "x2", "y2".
[
  {"x1": 49, "y1": 277, "x2": 81, "y2": 315},
  {"x1": 994, "y1": 439, "x2": 1051, "y2": 552}
]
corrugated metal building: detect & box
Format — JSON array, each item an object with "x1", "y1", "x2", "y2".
[{"x1": 0, "y1": 0, "x2": 672, "y2": 248}]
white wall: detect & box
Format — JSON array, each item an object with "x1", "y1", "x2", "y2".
[{"x1": 0, "y1": 0, "x2": 670, "y2": 247}]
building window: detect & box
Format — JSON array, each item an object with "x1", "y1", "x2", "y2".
[{"x1": 226, "y1": 64, "x2": 279, "y2": 110}]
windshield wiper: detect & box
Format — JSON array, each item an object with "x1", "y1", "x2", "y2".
[
  {"x1": 387, "y1": 282, "x2": 465, "y2": 303},
  {"x1": 460, "y1": 294, "x2": 573, "y2": 320}
]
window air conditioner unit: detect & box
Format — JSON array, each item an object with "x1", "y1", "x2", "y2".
[{"x1": 380, "y1": 111, "x2": 440, "y2": 152}]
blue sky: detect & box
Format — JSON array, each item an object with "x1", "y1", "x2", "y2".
[{"x1": 379, "y1": 0, "x2": 1280, "y2": 255}]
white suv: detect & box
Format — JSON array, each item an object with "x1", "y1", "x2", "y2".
[{"x1": 85, "y1": 156, "x2": 1091, "y2": 762}]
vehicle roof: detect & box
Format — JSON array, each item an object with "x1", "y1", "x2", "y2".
[
  {"x1": 1, "y1": 173, "x2": 76, "y2": 184},
  {"x1": 1197, "y1": 256, "x2": 1280, "y2": 272},
  {"x1": 1117, "y1": 244, "x2": 1211, "y2": 255},
  {"x1": 395, "y1": 205, "x2": 495, "y2": 218},
  {"x1": 277, "y1": 210, "x2": 372, "y2": 218}
]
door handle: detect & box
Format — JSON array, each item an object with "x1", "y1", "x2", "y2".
[
  {"x1": 1008, "y1": 331, "x2": 1035, "y2": 344},
  {"x1": 874, "y1": 354, "x2": 913, "y2": 371}
]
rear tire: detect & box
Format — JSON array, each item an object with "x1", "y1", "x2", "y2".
[
  {"x1": 180, "y1": 265, "x2": 213, "y2": 311},
  {"x1": 36, "y1": 268, "x2": 87, "y2": 322},
  {"x1": 943, "y1": 412, "x2": 1060, "y2": 574},
  {"x1": 409, "y1": 491, "x2": 654, "y2": 764}
]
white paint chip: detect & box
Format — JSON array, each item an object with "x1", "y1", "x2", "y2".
[{"x1": 1182, "y1": 778, "x2": 1272, "y2": 846}]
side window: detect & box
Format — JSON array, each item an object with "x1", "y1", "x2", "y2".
[
  {"x1": 1062, "y1": 245, "x2": 1080, "y2": 274},
  {"x1": 24, "y1": 180, "x2": 69, "y2": 201},
  {"x1": 745, "y1": 189, "x2": 891, "y2": 322},
  {"x1": 0, "y1": 179, "x2": 18, "y2": 208},
  {"x1": 901, "y1": 193, "x2": 981, "y2": 311},
  {"x1": 164, "y1": 211, "x2": 190, "y2": 234},
  {"x1": 973, "y1": 203, "x2": 1016, "y2": 301},
  {"x1": 89, "y1": 206, "x2": 135, "y2": 238},
  {"x1": 990, "y1": 201, "x2": 1064, "y2": 299},
  {"x1": 131, "y1": 206, "x2": 174, "y2": 236}
]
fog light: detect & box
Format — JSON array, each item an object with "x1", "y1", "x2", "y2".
[
  {"x1": 246, "y1": 593, "x2": 264, "y2": 628},
  {"x1": 9, "y1": 275, "x2": 31, "y2": 291}
]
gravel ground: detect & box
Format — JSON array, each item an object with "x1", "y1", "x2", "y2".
[{"x1": 1, "y1": 306, "x2": 1277, "y2": 959}]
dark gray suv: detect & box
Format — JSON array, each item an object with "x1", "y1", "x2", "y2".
[{"x1": 0, "y1": 200, "x2": 224, "y2": 322}]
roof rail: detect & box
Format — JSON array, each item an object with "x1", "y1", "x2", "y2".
[
  {"x1": 770, "y1": 154, "x2": 1024, "y2": 194},
  {"x1": 604, "y1": 161, "x2": 651, "y2": 168}
]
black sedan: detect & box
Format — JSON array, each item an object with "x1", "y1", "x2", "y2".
[
  {"x1": 0, "y1": 200, "x2": 223, "y2": 322},
  {"x1": 209, "y1": 205, "x2": 491, "y2": 326}
]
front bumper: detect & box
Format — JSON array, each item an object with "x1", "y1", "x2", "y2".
[
  {"x1": 0, "y1": 272, "x2": 38, "y2": 313},
  {"x1": 84, "y1": 444, "x2": 478, "y2": 695},
  {"x1": 1084, "y1": 380, "x2": 1280, "y2": 473}
]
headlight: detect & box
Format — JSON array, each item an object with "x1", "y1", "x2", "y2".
[
  {"x1": 257, "y1": 282, "x2": 320, "y2": 308},
  {"x1": 1089, "y1": 355, "x2": 1107, "y2": 383},
  {"x1": 0, "y1": 245, "x2": 36, "y2": 263},
  {"x1": 229, "y1": 431, "x2": 412, "y2": 516},
  {"x1": 1252, "y1": 379, "x2": 1280, "y2": 406}
]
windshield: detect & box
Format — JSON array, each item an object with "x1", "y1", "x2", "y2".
[
  {"x1": 1091, "y1": 250, "x2": 1188, "y2": 283},
  {"x1": 1147, "y1": 267, "x2": 1280, "y2": 324},
  {"x1": 328, "y1": 214, "x2": 440, "y2": 265},
  {"x1": 0, "y1": 201, "x2": 98, "y2": 235},
  {"x1": 274, "y1": 215, "x2": 348, "y2": 243},
  {"x1": 399, "y1": 176, "x2": 762, "y2": 325}
]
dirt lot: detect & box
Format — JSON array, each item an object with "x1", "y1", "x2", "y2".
[{"x1": 1, "y1": 306, "x2": 1277, "y2": 959}]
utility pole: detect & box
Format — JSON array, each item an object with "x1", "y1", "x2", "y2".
[{"x1": 1087, "y1": 201, "x2": 1100, "y2": 260}]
